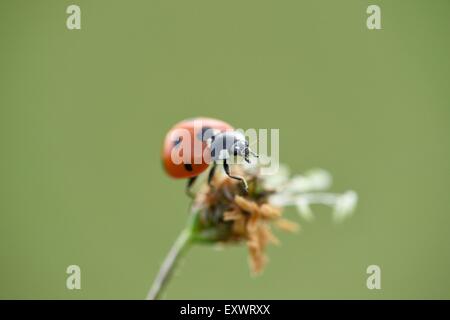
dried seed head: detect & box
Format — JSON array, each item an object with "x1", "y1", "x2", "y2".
[
  {"x1": 223, "y1": 209, "x2": 244, "y2": 221},
  {"x1": 259, "y1": 204, "x2": 282, "y2": 219},
  {"x1": 235, "y1": 195, "x2": 259, "y2": 214},
  {"x1": 275, "y1": 218, "x2": 300, "y2": 233},
  {"x1": 191, "y1": 168, "x2": 296, "y2": 274}
]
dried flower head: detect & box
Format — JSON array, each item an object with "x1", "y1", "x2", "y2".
[{"x1": 191, "y1": 166, "x2": 298, "y2": 275}]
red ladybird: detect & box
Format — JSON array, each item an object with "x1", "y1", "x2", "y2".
[{"x1": 162, "y1": 117, "x2": 258, "y2": 196}]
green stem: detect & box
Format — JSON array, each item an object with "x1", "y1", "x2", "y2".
[
  {"x1": 146, "y1": 210, "x2": 224, "y2": 299},
  {"x1": 146, "y1": 227, "x2": 192, "y2": 300}
]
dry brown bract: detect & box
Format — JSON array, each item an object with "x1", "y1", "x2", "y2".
[{"x1": 193, "y1": 169, "x2": 299, "y2": 275}]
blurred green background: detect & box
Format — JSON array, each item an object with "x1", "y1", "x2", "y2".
[{"x1": 1, "y1": 0, "x2": 449, "y2": 299}]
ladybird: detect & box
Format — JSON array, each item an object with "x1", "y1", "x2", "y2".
[{"x1": 162, "y1": 117, "x2": 258, "y2": 196}]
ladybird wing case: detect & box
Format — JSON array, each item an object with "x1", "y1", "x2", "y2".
[{"x1": 162, "y1": 117, "x2": 234, "y2": 179}]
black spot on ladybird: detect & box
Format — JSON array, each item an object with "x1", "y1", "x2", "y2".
[
  {"x1": 197, "y1": 126, "x2": 214, "y2": 141},
  {"x1": 173, "y1": 136, "x2": 182, "y2": 148}
]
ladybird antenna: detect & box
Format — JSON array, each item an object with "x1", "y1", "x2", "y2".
[
  {"x1": 249, "y1": 149, "x2": 259, "y2": 158},
  {"x1": 245, "y1": 145, "x2": 259, "y2": 158},
  {"x1": 246, "y1": 140, "x2": 259, "y2": 157}
]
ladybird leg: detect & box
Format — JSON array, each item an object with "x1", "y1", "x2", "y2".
[
  {"x1": 185, "y1": 176, "x2": 198, "y2": 198},
  {"x1": 208, "y1": 162, "x2": 217, "y2": 187},
  {"x1": 223, "y1": 160, "x2": 248, "y2": 193}
]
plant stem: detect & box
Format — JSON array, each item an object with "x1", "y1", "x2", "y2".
[{"x1": 146, "y1": 227, "x2": 192, "y2": 300}]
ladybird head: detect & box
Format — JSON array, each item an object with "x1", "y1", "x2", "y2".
[{"x1": 231, "y1": 132, "x2": 259, "y2": 163}]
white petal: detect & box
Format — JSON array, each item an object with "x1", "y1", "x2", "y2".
[
  {"x1": 305, "y1": 169, "x2": 332, "y2": 191},
  {"x1": 268, "y1": 193, "x2": 292, "y2": 207},
  {"x1": 286, "y1": 169, "x2": 332, "y2": 193},
  {"x1": 262, "y1": 164, "x2": 290, "y2": 189},
  {"x1": 295, "y1": 198, "x2": 315, "y2": 221},
  {"x1": 332, "y1": 190, "x2": 358, "y2": 222}
]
